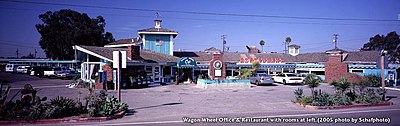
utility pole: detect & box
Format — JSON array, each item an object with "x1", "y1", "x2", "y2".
[
  {"x1": 221, "y1": 35, "x2": 227, "y2": 52},
  {"x1": 34, "y1": 49, "x2": 37, "y2": 58},
  {"x1": 16, "y1": 48, "x2": 19, "y2": 59},
  {"x1": 333, "y1": 34, "x2": 339, "y2": 49}
]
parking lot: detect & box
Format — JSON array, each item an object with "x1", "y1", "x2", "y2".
[{"x1": 1, "y1": 72, "x2": 400, "y2": 126}]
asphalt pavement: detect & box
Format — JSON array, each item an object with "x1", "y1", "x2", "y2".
[{"x1": 1, "y1": 72, "x2": 399, "y2": 126}]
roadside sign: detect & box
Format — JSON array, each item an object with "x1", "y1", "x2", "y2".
[
  {"x1": 120, "y1": 51, "x2": 126, "y2": 68},
  {"x1": 376, "y1": 56, "x2": 388, "y2": 69},
  {"x1": 113, "y1": 51, "x2": 119, "y2": 68},
  {"x1": 113, "y1": 51, "x2": 127, "y2": 68}
]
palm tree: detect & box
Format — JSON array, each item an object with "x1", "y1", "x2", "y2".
[
  {"x1": 259, "y1": 40, "x2": 265, "y2": 53},
  {"x1": 304, "y1": 73, "x2": 321, "y2": 97},
  {"x1": 332, "y1": 77, "x2": 350, "y2": 95},
  {"x1": 285, "y1": 37, "x2": 292, "y2": 54}
]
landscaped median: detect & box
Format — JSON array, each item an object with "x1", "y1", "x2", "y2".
[
  {"x1": 0, "y1": 82, "x2": 129, "y2": 125},
  {"x1": 293, "y1": 74, "x2": 393, "y2": 110},
  {"x1": 0, "y1": 111, "x2": 125, "y2": 125}
]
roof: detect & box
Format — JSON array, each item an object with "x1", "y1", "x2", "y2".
[
  {"x1": 174, "y1": 50, "x2": 381, "y2": 64},
  {"x1": 106, "y1": 38, "x2": 141, "y2": 46},
  {"x1": 326, "y1": 48, "x2": 347, "y2": 54},
  {"x1": 77, "y1": 45, "x2": 178, "y2": 63},
  {"x1": 343, "y1": 51, "x2": 380, "y2": 63},
  {"x1": 138, "y1": 28, "x2": 178, "y2": 33},
  {"x1": 204, "y1": 47, "x2": 221, "y2": 53},
  {"x1": 288, "y1": 44, "x2": 301, "y2": 48}
]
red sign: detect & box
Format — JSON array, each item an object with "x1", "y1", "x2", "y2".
[{"x1": 239, "y1": 57, "x2": 284, "y2": 64}]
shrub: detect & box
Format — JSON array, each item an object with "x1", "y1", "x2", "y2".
[
  {"x1": 331, "y1": 94, "x2": 352, "y2": 106},
  {"x1": 332, "y1": 77, "x2": 350, "y2": 95},
  {"x1": 297, "y1": 96, "x2": 313, "y2": 106},
  {"x1": 44, "y1": 96, "x2": 83, "y2": 119},
  {"x1": 293, "y1": 88, "x2": 303, "y2": 102},
  {"x1": 304, "y1": 73, "x2": 321, "y2": 97},
  {"x1": 364, "y1": 75, "x2": 380, "y2": 87},
  {"x1": 312, "y1": 90, "x2": 332, "y2": 106},
  {"x1": 88, "y1": 90, "x2": 128, "y2": 117},
  {"x1": 355, "y1": 88, "x2": 384, "y2": 104}
]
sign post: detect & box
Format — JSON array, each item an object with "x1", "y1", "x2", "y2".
[{"x1": 113, "y1": 51, "x2": 126, "y2": 101}]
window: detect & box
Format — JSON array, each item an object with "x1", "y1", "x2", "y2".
[
  {"x1": 156, "y1": 39, "x2": 164, "y2": 46},
  {"x1": 351, "y1": 70, "x2": 364, "y2": 73}
]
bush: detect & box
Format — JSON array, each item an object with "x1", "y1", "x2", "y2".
[
  {"x1": 297, "y1": 96, "x2": 313, "y2": 106},
  {"x1": 293, "y1": 88, "x2": 303, "y2": 102},
  {"x1": 44, "y1": 96, "x2": 83, "y2": 119},
  {"x1": 312, "y1": 90, "x2": 332, "y2": 106},
  {"x1": 332, "y1": 77, "x2": 350, "y2": 95},
  {"x1": 88, "y1": 90, "x2": 128, "y2": 117},
  {"x1": 331, "y1": 94, "x2": 352, "y2": 106},
  {"x1": 355, "y1": 88, "x2": 383, "y2": 104}
]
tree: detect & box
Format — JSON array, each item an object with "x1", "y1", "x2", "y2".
[
  {"x1": 36, "y1": 9, "x2": 115, "y2": 60},
  {"x1": 332, "y1": 77, "x2": 350, "y2": 95},
  {"x1": 285, "y1": 37, "x2": 292, "y2": 54},
  {"x1": 304, "y1": 73, "x2": 321, "y2": 97},
  {"x1": 259, "y1": 40, "x2": 265, "y2": 53},
  {"x1": 361, "y1": 31, "x2": 400, "y2": 63}
]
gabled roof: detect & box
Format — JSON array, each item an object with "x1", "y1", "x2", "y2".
[{"x1": 77, "y1": 45, "x2": 178, "y2": 63}]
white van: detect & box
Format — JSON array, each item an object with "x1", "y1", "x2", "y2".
[{"x1": 6, "y1": 64, "x2": 23, "y2": 73}]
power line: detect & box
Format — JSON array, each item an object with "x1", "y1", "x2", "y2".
[
  {"x1": 0, "y1": 6, "x2": 398, "y2": 26},
  {"x1": 1, "y1": 0, "x2": 399, "y2": 22}
]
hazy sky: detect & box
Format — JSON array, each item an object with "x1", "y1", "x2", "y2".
[{"x1": 0, "y1": 0, "x2": 399, "y2": 58}]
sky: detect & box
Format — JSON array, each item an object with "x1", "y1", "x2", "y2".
[{"x1": 0, "y1": 0, "x2": 399, "y2": 58}]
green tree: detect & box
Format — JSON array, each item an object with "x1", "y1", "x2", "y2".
[
  {"x1": 361, "y1": 31, "x2": 400, "y2": 63},
  {"x1": 36, "y1": 9, "x2": 115, "y2": 60},
  {"x1": 304, "y1": 73, "x2": 321, "y2": 97},
  {"x1": 259, "y1": 40, "x2": 265, "y2": 53},
  {"x1": 285, "y1": 37, "x2": 292, "y2": 54}
]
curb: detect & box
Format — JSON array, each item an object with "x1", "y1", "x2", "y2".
[
  {"x1": 296, "y1": 102, "x2": 393, "y2": 109},
  {"x1": 0, "y1": 111, "x2": 125, "y2": 125}
]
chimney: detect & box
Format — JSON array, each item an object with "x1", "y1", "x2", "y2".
[
  {"x1": 154, "y1": 19, "x2": 162, "y2": 28},
  {"x1": 127, "y1": 45, "x2": 140, "y2": 60}
]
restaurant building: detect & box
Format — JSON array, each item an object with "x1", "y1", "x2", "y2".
[{"x1": 73, "y1": 19, "x2": 399, "y2": 88}]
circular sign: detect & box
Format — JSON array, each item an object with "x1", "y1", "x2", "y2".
[{"x1": 213, "y1": 60, "x2": 222, "y2": 69}]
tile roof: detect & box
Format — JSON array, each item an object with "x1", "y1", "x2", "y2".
[
  {"x1": 106, "y1": 38, "x2": 141, "y2": 46},
  {"x1": 78, "y1": 46, "x2": 178, "y2": 63}
]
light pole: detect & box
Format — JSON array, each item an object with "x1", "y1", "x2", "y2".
[
  {"x1": 333, "y1": 34, "x2": 339, "y2": 49},
  {"x1": 380, "y1": 50, "x2": 387, "y2": 101}
]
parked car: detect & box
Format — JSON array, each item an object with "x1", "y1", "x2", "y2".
[
  {"x1": 30, "y1": 66, "x2": 49, "y2": 77},
  {"x1": 16, "y1": 66, "x2": 30, "y2": 74},
  {"x1": 44, "y1": 67, "x2": 65, "y2": 78},
  {"x1": 249, "y1": 73, "x2": 274, "y2": 85},
  {"x1": 272, "y1": 73, "x2": 304, "y2": 85},
  {"x1": 56, "y1": 69, "x2": 78, "y2": 79},
  {"x1": 5, "y1": 64, "x2": 24, "y2": 73}
]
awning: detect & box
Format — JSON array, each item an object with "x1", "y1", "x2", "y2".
[{"x1": 177, "y1": 57, "x2": 197, "y2": 68}]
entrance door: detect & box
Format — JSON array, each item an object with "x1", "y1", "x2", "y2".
[{"x1": 153, "y1": 66, "x2": 160, "y2": 83}]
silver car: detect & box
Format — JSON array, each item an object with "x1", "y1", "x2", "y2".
[{"x1": 249, "y1": 73, "x2": 274, "y2": 85}]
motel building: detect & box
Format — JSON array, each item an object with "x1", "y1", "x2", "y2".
[{"x1": 73, "y1": 19, "x2": 399, "y2": 89}]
